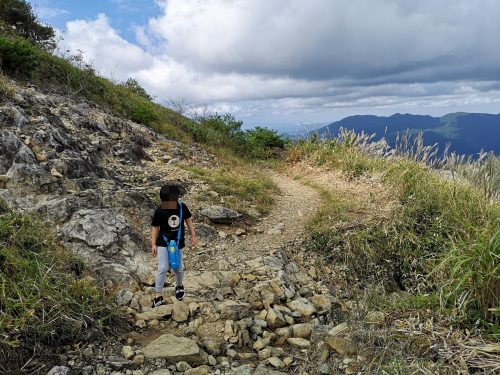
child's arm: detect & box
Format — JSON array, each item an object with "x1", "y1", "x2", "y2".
[
  {"x1": 151, "y1": 226, "x2": 160, "y2": 255},
  {"x1": 186, "y1": 218, "x2": 198, "y2": 247}
]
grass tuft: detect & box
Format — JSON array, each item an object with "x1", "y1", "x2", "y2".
[{"x1": 0, "y1": 202, "x2": 119, "y2": 370}]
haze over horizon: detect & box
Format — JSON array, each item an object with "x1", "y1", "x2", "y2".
[{"x1": 30, "y1": 0, "x2": 500, "y2": 131}]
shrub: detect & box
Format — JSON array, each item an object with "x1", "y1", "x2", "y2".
[
  {"x1": 130, "y1": 100, "x2": 158, "y2": 125},
  {"x1": 245, "y1": 126, "x2": 287, "y2": 158},
  {"x1": 0, "y1": 34, "x2": 38, "y2": 75}
]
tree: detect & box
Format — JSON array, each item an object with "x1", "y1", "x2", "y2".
[{"x1": 0, "y1": 0, "x2": 55, "y2": 47}]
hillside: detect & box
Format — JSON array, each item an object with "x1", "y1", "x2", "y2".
[
  {"x1": 1, "y1": 77, "x2": 498, "y2": 375},
  {"x1": 1, "y1": 3, "x2": 499, "y2": 374},
  {"x1": 315, "y1": 112, "x2": 500, "y2": 156}
]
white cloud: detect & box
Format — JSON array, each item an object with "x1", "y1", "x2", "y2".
[
  {"x1": 59, "y1": 1, "x2": 500, "y2": 124},
  {"x1": 60, "y1": 14, "x2": 154, "y2": 80}
]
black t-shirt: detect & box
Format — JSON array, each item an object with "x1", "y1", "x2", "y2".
[{"x1": 151, "y1": 202, "x2": 192, "y2": 248}]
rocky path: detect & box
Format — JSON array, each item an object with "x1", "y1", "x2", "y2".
[{"x1": 61, "y1": 171, "x2": 364, "y2": 375}]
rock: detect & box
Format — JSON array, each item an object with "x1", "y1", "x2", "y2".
[
  {"x1": 135, "y1": 319, "x2": 146, "y2": 329},
  {"x1": 224, "y1": 320, "x2": 234, "y2": 336},
  {"x1": 286, "y1": 298, "x2": 316, "y2": 317},
  {"x1": 47, "y1": 366, "x2": 72, "y2": 375},
  {"x1": 268, "y1": 357, "x2": 285, "y2": 369},
  {"x1": 265, "y1": 308, "x2": 287, "y2": 329},
  {"x1": 62, "y1": 209, "x2": 128, "y2": 247},
  {"x1": 267, "y1": 223, "x2": 284, "y2": 235},
  {"x1": 135, "y1": 305, "x2": 173, "y2": 321},
  {"x1": 176, "y1": 361, "x2": 191, "y2": 372},
  {"x1": 286, "y1": 338, "x2": 311, "y2": 349},
  {"x1": 149, "y1": 371, "x2": 172, "y2": 375},
  {"x1": 51, "y1": 168, "x2": 63, "y2": 178},
  {"x1": 317, "y1": 341, "x2": 330, "y2": 362},
  {"x1": 310, "y1": 294, "x2": 331, "y2": 315},
  {"x1": 217, "y1": 300, "x2": 253, "y2": 320},
  {"x1": 200, "y1": 205, "x2": 242, "y2": 224},
  {"x1": 185, "y1": 367, "x2": 209, "y2": 375},
  {"x1": 324, "y1": 336, "x2": 355, "y2": 355},
  {"x1": 172, "y1": 300, "x2": 190, "y2": 322},
  {"x1": 283, "y1": 357, "x2": 293, "y2": 366},
  {"x1": 133, "y1": 354, "x2": 144, "y2": 365},
  {"x1": 208, "y1": 355, "x2": 217, "y2": 366},
  {"x1": 116, "y1": 289, "x2": 133, "y2": 306},
  {"x1": 226, "y1": 365, "x2": 254, "y2": 375},
  {"x1": 308, "y1": 266, "x2": 318, "y2": 279},
  {"x1": 201, "y1": 338, "x2": 222, "y2": 356},
  {"x1": 121, "y1": 345, "x2": 134, "y2": 360},
  {"x1": 319, "y1": 363, "x2": 330, "y2": 374},
  {"x1": 258, "y1": 348, "x2": 272, "y2": 360},
  {"x1": 291, "y1": 323, "x2": 313, "y2": 339},
  {"x1": 253, "y1": 338, "x2": 271, "y2": 351},
  {"x1": 140, "y1": 334, "x2": 207, "y2": 365},
  {"x1": 328, "y1": 322, "x2": 349, "y2": 337}
]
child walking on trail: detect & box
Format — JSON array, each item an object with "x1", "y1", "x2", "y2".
[{"x1": 151, "y1": 183, "x2": 198, "y2": 307}]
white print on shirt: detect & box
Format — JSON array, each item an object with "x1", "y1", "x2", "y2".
[{"x1": 168, "y1": 215, "x2": 180, "y2": 228}]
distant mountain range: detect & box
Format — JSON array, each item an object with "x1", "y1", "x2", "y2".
[{"x1": 313, "y1": 113, "x2": 500, "y2": 156}]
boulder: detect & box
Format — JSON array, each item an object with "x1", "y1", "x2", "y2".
[
  {"x1": 140, "y1": 334, "x2": 207, "y2": 365},
  {"x1": 200, "y1": 205, "x2": 242, "y2": 224},
  {"x1": 286, "y1": 298, "x2": 316, "y2": 317}
]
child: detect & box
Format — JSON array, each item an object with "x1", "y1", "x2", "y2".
[{"x1": 151, "y1": 183, "x2": 197, "y2": 307}]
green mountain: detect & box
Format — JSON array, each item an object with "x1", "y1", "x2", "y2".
[{"x1": 316, "y1": 112, "x2": 500, "y2": 155}]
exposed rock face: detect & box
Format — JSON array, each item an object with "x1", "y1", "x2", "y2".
[{"x1": 0, "y1": 81, "x2": 214, "y2": 289}]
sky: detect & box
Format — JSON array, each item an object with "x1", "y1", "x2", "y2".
[{"x1": 29, "y1": 0, "x2": 500, "y2": 133}]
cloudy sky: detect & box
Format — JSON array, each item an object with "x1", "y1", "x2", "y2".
[{"x1": 30, "y1": 0, "x2": 500, "y2": 132}]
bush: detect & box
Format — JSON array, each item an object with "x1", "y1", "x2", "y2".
[
  {"x1": 245, "y1": 126, "x2": 287, "y2": 158},
  {"x1": 0, "y1": 34, "x2": 38, "y2": 75},
  {"x1": 130, "y1": 100, "x2": 159, "y2": 125}
]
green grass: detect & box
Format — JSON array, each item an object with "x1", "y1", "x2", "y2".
[
  {"x1": 184, "y1": 165, "x2": 278, "y2": 217},
  {"x1": 0, "y1": 201, "x2": 119, "y2": 369}
]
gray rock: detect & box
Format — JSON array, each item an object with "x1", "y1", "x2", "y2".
[
  {"x1": 63, "y1": 209, "x2": 128, "y2": 247},
  {"x1": 319, "y1": 363, "x2": 331, "y2": 374},
  {"x1": 217, "y1": 300, "x2": 254, "y2": 320},
  {"x1": 117, "y1": 289, "x2": 134, "y2": 306},
  {"x1": 47, "y1": 366, "x2": 72, "y2": 375},
  {"x1": 140, "y1": 334, "x2": 207, "y2": 365},
  {"x1": 200, "y1": 205, "x2": 242, "y2": 224},
  {"x1": 226, "y1": 365, "x2": 254, "y2": 375}
]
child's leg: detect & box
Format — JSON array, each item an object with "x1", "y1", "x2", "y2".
[
  {"x1": 173, "y1": 248, "x2": 184, "y2": 286},
  {"x1": 155, "y1": 246, "x2": 170, "y2": 296}
]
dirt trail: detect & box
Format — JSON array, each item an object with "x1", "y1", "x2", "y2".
[{"x1": 186, "y1": 170, "x2": 320, "y2": 273}]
